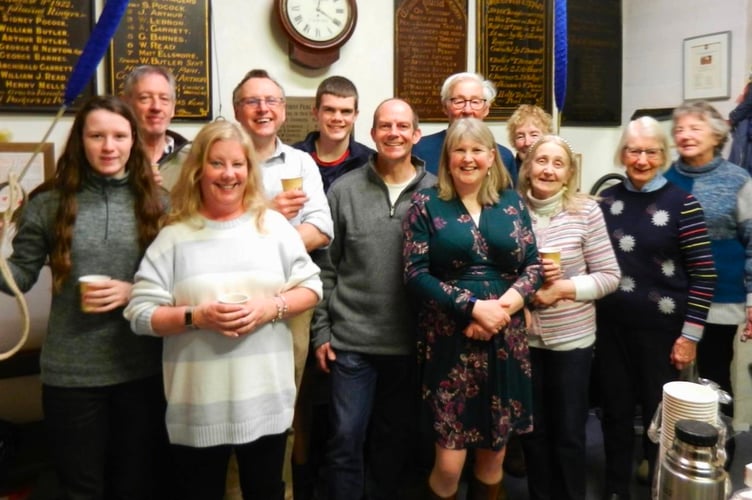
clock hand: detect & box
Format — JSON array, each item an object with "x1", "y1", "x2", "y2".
[{"x1": 315, "y1": 6, "x2": 336, "y2": 23}]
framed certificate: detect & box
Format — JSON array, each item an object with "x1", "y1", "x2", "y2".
[{"x1": 683, "y1": 31, "x2": 731, "y2": 101}]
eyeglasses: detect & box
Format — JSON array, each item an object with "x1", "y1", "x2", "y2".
[
  {"x1": 447, "y1": 98, "x2": 487, "y2": 110},
  {"x1": 238, "y1": 97, "x2": 285, "y2": 108},
  {"x1": 624, "y1": 147, "x2": 663, "y2": 160}
]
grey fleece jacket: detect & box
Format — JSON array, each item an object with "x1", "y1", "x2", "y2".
[
  {"x1": 311, "y1": 155, "x2": 437, "y2": 355},
  {"x1": 0, "y1": 172, "x2": 162, "y2": 387}
]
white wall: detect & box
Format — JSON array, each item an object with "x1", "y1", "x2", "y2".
[
  {"x1": 623, "y1": 0, "x2": 750, "y2": 125},
  {"x1": 2, "y1": 0, "x2": 751, "y2": 422}
]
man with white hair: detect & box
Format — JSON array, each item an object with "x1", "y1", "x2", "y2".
[{"x1": 413, "y1": 72, "x2": 518, "y2": 184}]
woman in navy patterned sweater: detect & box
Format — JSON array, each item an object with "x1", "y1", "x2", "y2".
[{"x1": 595, "y1": 116, "x2": 717, "y2": 499}]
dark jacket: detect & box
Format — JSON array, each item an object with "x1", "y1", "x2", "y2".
[{"x1": 292, "y1": 131, "x2": 374, "y2": 192}]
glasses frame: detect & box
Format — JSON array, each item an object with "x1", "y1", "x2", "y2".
[
  {"x1": 447, "y1": 97, "x2": 487, "y2": 110},
  {"x1": 238, "y1": 97, "x2": 286, "y2": 108},
  {"x1": 624, "y1": 147, "x2": 663, "y2": 160}
]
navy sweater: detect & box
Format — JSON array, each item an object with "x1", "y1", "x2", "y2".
[{"x1": 596, "y1": 181, "x2": 716, "y2": 340}]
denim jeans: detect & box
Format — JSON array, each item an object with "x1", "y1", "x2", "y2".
[
  {"x1": 326, "y1": 350, "x2": 416, "y2": 500},
  {"x1": 522, "y1": 346, "x2": 593, "y2": 500},
  {"x1": 42, "y1": 374, "x2": 168, "y2": 500}
]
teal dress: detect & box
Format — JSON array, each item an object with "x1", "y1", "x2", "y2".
[{"x1": 403, "y1": 187, "x2": 542, "y2": 450}]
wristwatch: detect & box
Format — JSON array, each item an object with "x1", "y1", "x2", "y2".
[
  {"x1": 466, "y1": 296, "x2": 478, "y2": 319},
  {"x1": 185, "y1": 306, "x2": 197, "y2": 330}
]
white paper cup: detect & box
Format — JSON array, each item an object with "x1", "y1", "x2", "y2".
[
  {"x1": 78, "y1": 275, "x2": 111, "y2": 312},
  {"x1": 218, "y1": 293, "x2": 249, "y2": 304},
  {"x1": 538, "y1": 247, "x2": 561, "y2": 265}
]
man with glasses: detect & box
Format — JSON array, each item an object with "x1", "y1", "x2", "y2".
[
  {"x1": 233, "y1": 69, "x2": 333, "y2": 253},
  {"x1": 413, "y1": 72, "x2": 518, "y2": 183},
  {"x1": 232, "y1": 68, "x2": 333, "y2": 498},
  {"x1": 122, "y1": 65, "x2": 191, "y2": 190}
]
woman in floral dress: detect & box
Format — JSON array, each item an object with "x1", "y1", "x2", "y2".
[{"x1": 403, "y1": 118, "x2": 543, "y2": 499}]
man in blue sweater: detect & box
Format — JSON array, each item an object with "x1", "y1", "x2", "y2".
[{"x1": 412, "y1": 72, "x2": 517, "y2": 184}]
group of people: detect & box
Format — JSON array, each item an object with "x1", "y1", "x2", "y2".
[{"x1": 0, "y1": 65, "x2": 750, "y2": 500}]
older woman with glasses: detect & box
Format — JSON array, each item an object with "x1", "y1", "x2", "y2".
[{"x1": 595, "y1": 116, "x2": 717, "y2": 499}]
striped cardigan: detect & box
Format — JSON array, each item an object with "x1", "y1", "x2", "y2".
[{"x1": 527, "y1": 196, "x2": 621, "y2": 349}]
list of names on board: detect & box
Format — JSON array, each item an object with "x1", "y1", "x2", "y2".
[
  {"x1": 108, "y1": 0, "x2": 211, "y2": 120},
  {"x1": 0, "y1": 0, "x2": 94, "y2": 112},
  {"x1": 394, "y1": 0, "x2": 468, "y2": 122},
  {"x1": 477, "y1": 0, "x2": 551, "y2": 120}
]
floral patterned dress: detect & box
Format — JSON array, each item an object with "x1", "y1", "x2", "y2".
[{"x1": 403, "y1": 186, "x2": 542, "y2": 450}]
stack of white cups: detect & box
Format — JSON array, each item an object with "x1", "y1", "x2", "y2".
[{"x1": 660, "y1": 381, "x2": 719, "y2": 460}]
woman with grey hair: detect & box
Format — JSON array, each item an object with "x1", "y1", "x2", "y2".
[
  {"x1": 664, "y1": 101, "x2": 752, "y2": 419},
  {"x1": 517, "y1": 135, "x2": 620, "y2": 500},
  {"x1": 597, "y1": 115, "x2": 717, "y2": 499}
]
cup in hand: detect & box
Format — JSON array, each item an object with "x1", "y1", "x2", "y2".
[
  {"x1": 280, "y1": 176, "x2": 303, "y2": 191},
  {"x1": 538, "y1": 247, "x2": 561, "y2": 266},
  {"x1": 218, "y1": 292, "x2": 249, "y2": 305},
  {"x1": 79, "y1": 275, "x2": 111, "y2": 312}
]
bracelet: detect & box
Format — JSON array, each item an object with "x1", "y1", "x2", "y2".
[{"x1": 272, "y1": 294, "x2": 289, "y2": 324}]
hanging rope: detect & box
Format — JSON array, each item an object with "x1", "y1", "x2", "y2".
[
  {"x1": 0, "y1": 0, "x2": 131, "y2": 361},
  {"x1": 0, "y1": 173, "x2": 29, "y2": 361},
  {"x1": 554, "y1": 0, "x2": 568, "y2": 132}
]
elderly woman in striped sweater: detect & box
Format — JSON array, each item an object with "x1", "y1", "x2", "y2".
[{"x1": 517, "y1": 135, "x2": 621, "y2": 500}]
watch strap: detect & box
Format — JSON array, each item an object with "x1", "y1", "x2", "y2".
[{"x1": 185, "y1": 306, "x2": 198, "y2": 330}]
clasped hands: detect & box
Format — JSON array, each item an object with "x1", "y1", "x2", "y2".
[
  {"x1": 463, "y1": 298, "x2": 512, "y2": 341},
  {"x1": 532, "y1": 258, "x2": 566, "y2": 308},
  {"x1": 193, "y1": 297, "x2": 276, "y2": 338}
]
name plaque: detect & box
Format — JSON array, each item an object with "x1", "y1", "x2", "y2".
[
  {"x1": 394, "y1": 0, "x2": 468, "y2": 123},
  {"x1": 477, "y1": 0, "x2": 552, "y2": 120},
  {"x1": 107, "y1": 0, "x2": 212, "y2": 120},
  {"x1": 0, "y1": 0, "x2": 95, "y2": 112}
]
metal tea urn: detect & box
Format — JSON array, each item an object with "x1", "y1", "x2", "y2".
[{"x1": 657, "y1": 419, "x2": 729, "y2": 499}]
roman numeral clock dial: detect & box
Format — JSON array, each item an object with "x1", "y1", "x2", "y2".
[{"x1": 276, "y1": 0, "x2": 358, "y2": 69}]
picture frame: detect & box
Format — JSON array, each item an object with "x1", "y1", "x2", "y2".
[
  {"x1": 0, "y1": 143, "x2": 55, "y2": 257},
  {"x1": 0, "y1": 143, "x2": 55, "y2": 212},
  {"x1": 683, "y1": 31, "x2": 731, "y2": 101}
]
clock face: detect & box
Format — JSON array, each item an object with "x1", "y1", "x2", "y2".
[{"x1": 285, "y1": 0, "x2": 352, "y2": 43}]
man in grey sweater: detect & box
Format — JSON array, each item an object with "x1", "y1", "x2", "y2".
[{"x1": 312, "y1": 98, "x2": 436, "y2": 500}]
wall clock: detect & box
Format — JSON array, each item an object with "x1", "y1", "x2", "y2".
[{"x1": 276, "y1": 0, "x2": 358, "y2": 69}]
